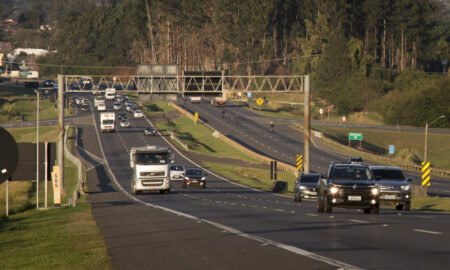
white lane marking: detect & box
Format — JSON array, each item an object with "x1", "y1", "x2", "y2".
[
  {"x1": 274, "y1": 209, "x2": 285, "y2": 212},
  {"x1": 306, "y1": 213, "x2": 318, "y2": 217},
  {"x1": 93, "y1": 102, "x2": 360, "y2": 270},
  {"x1": 417, "y1": 216, "x2": 433, "y2": 219},
  {"x1": 349, "y1": 219, "x2": 368, "y2": 224},
  {"x1": 413, "y1": 229, "x2": 443, "y2": 235}
]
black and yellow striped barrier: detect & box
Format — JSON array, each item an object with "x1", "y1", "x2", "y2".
[
  {"x1": 296, "y1": 154, "x2": 303, "y2": 172},
  {"x1": 421, "y1": 161, "x2": 431, "y2": 187}
]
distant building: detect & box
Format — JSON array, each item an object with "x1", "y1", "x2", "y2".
[{"x1": 13, "y1": 48, "x2": 49, "y2": 57}]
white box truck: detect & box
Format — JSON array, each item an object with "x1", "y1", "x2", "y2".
[
  {"x1": 130, "y1": 146, "x2": 173, "y2": 194},
  {"x1": 100, "y1": 112, "x2": 115, "y2": 132},
  {"x1": 105, "y1": 88, "x2": 116, "y2": 100}
]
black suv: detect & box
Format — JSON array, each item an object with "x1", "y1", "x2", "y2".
[
  {"x1": 294, "y1": 173, "x2": 321, "y2": 202},
  {"x1": 317, "y1": 162, "x2": 380, "y2": 214}
]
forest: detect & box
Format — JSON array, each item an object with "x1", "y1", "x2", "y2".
[{"x1": 1, "y1": 0, "x2": 449, "y2": 127}]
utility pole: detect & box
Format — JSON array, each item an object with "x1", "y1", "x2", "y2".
[
  {"x1": 304, "y1": 75, "x2": 310, "y2": 173},
  {"x1": 58, "y1": 75, "x2": 64, "y2": 192}
]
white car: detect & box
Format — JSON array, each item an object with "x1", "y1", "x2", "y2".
[
  {"x1": 120, "y1": 120, "x2": 131, "y2": 127},
  {"x1": 113, "y1": 102, "x2": 121, "y2": 110},
  {"x1": 133, "y1": 109, "x2": 143, "y2": 118},
  {"x1": 97, "y1": 103, "x2": 106, "y2": 111},
  {"x1": 169, "y1": 164, "x2": 185, "y2": 180}
]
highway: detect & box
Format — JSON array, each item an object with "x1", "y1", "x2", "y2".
[
  {"x1": 176, "y1": 99, "x2": 450, "y2": 197},
  {"x1": 70, "y1": 94, "x2": 450, "y2": 269}
]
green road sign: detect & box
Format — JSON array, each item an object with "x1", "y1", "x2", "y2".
[{"x1": 348, "y1": 132, "x2": 363, "y2": 141}]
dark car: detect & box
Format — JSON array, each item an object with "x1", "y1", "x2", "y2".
[
  {"x1": 81, "y1": 104, "x2": 89, "y2": 112},
  {"x1": 294, "y1": 173, "x2": 321, "y2": 202},
  {"x1": 144, "y1": 127, "x2": 157, "y2": 136},
  {"x1": 317, "y1": 162, "x2": 380, "y2": 214},
  {"x1": 370, "y1": 166, "x2": 412, "y2": 211},
  {"x1": 118, "y1": 113, "x2": 127, "y2": 121},
  {"x1": 43, "y1": 80, "x2": 55, "y2": 88},
  {"x1": 182, "y1": 167, "x2": 207, "y2": 188}
]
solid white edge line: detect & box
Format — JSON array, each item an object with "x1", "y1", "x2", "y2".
[
  {"x1": 89, "y1": 99, "x2": 360, "y2": 270},
  {"x1": 348, "y1": 219, "x2": 369, "y2": 224},
  {"x1": 413, "y1": 229, "x2": 442, "y2": 235}
]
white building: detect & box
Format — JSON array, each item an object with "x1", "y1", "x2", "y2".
[{"x1": 13, "y1": 48, "x2": 49, "y2": 57}]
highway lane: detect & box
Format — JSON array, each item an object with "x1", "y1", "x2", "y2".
[
  {"x1": 80, "y1": 96, "x2": 450, "y2": 269},
  {"x1": 177, "y1": 99, "x2": 450, "y2": 197}
]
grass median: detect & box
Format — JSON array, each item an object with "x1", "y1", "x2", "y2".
[{"x1": 0, "y1": 126, "x2": 110, "y2": 269}]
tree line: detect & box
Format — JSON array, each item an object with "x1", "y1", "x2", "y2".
[{"x1": 6, "y1": 0, "x2": 448, "y2": 127}]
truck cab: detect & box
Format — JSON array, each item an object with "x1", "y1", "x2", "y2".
[
  {"x1": 130, "y1": 146, "x2": 173, "y2": 194},
  {"x1": 100, "y1": 112, "x2": 115, "y2": 132}
]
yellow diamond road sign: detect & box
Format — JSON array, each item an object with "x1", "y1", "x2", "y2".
[
  {"x1": 256, "y1": 98, "x2": 264, "y2": 106},
  {"x1": 194, "y1": 112, "x2": 199, "y2": 124},
  {"x1": 421, "y1": 161, "x2": 431, "y2": 187}
]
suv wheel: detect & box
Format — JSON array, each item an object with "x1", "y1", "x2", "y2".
[
  {"x1": 404, "y1": 202, "x2": 411, "y2": 211},
  {"x1": 317, "y1": 198, "x2": 325, "y2": 213},
  {"x1": 371, "y1": 206, "x2": 380, "y2": 214},
  {"x1": 363, "y1": 208, "x2": 371, "y2": 214},
  {"x1": 324, "y1": 199, "x2": 332, "y2": 213},
  {"x1": 396, "y1": 204, "x2": 404, "y2": 211}
]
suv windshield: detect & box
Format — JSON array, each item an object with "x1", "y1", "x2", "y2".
[
  {"x1": 372, "y1": 169, "x2": 405, "y2": 180},
  {"x1": 330, "y1": 166, "x2": 372, "y2": 180}
]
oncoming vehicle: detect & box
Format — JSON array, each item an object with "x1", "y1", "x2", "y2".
[
  {"x1": 94, "y1": 96, "x2": 105, "y2": 108},
  {"x1": 120, "y1": 119, "x2": 131, "y2": 128},
  {"x1": 294, "y1": 173, "x2": 321, "y2": 202},
  {"x1": 105, "y1": 88, "x2": 116, "y2": 100},
  {"x1": 100, "y1": 112, "x2": 115, "y2": 132},
  {"x1": 182, "y1": 167, "x2": 207, "y2": 188},
  {"x1": 133, "y1": 109, "x2": 143, "y2": 118},
  {"x1": 113, "y1": 102, "x2": 121, "y2": 110},
  {"x1": 317, "y1": 162, "x2": 380, "y2": 214},
  {"x1": 130, "y1": 146, "x2": 173, "y2": 194},
  {"x1": 169, "y1": 164, "x2": 185, "y2": 180},
  {"x1": 370, "y1": 166, "x2": 412, "y2": 211},
  {"x1": 144, "y1": 127, "x2": 157, "y2": 136},
  {"x1": 97, "y1": 102, "x2": 106, "y2": 111}
]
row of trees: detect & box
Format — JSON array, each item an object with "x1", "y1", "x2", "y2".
[{"x1": 7, "y1": 0, "x2": 447, "y2": 127}]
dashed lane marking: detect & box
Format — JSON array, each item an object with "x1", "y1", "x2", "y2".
[{"x1": 413, "y1": 229, "x2": 442, "y2": 235}]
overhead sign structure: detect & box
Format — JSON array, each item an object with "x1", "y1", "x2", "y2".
[{"x1": 421, "y1": 162, "x2": 431, "y2": 187}]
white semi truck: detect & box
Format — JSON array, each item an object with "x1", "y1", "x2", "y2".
[
  {"x1": 105, "y1": 88, "x2": 116, "y2": 100},
  {"x1": 100, "y1": 112, "x2": 115, "y2": 132},
  {"x1": 130, "y1": 146, "x2": 173, "y2": 194}
]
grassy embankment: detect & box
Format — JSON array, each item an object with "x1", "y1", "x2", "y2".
[
  {"x1": 0, "y1": 126, "x2": 110, "y2": 270},
  {"x1": 143, "y1": 101, "x2": 296, "y2": 192}
]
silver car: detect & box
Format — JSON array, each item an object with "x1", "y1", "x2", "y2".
[
  {"x1": 169, "y1": 164, "x2": 185, "y2": 180},
  {"x1": 294, "y1": 173, "x2": 321, "y2": 202},
  {"x1": 370, "y1": 166, "x2": 412, "y2": 211}
]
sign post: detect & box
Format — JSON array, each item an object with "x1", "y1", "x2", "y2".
[
  {"x1": 194, "y1": 112, "x2": 199, "y2": 125},
  {"x1": 348, "y1": 132, "x2": 363, "y2": 148}
]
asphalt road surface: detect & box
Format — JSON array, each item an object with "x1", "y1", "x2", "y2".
[{"x1": 68, "y1": 95, "x2": 450, "y2": 270}]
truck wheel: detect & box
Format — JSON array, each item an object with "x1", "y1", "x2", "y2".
[
  {"x1": 324, "y1": 199, "x2": 332, "y2": 213},
  {"x1": 363, "y1": 208, "x2": 371, "y2": 214},
  {"x1": 396, "y1": 204, "x2": 403, "y2": 211}
]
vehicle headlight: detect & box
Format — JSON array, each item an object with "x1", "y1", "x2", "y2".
[
  {"x1": 201, "y1": 177, "x2": 206, "y2": 180},
  {"x1": 184, "y1": 177, "x2": 189, "y2": 180},
  {"x1": 299, "y1": 185, "x2": 306, "y2": 190},
  {"x1": 401, "y1": 185, "x2": 410, "y2": 191},
  {"x1": 329, "y1": 186, "x2": 339, "y2": 195},
  {"x1": 371, "y1": 187, "x2": 379, "y2": 195}
]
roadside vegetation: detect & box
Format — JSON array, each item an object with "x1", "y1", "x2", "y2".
[{"x1": 0, "y1": 126, "x2": 110, "y2": 269}]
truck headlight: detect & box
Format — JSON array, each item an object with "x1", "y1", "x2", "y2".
[
  {"x1": 299, "y1": 185, "x2": 306, "y2": 190},
  {"x1": 371, "y1": 187, "x2": 379, "y2": 195},
  {"x1": 401, "y1": 185, "x2": 410, "y2": 191},
  {"x1": 184, "y1": 177, "x2": 189, "y2": 180},
  {"x1": 329, "y1": 186, "x2": 339, "y2": 195}
]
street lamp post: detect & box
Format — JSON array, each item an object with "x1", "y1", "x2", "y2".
[
  {"x1": 34, "y1": 90, "x2": 40, "y2": 210},
  {"x1": 424, "y1": 115, "x2": 446, "y2": 162}
]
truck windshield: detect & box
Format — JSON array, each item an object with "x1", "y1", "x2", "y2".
[
  {"x1": 102, "y1": 120, "x2": 114, "y2": 124},
  {"x1": 135, "y1": 152, "x2": 168, "y2": 165},
  {"x1": 330, "y1": 166, "x2": 372, "y2": 180}
]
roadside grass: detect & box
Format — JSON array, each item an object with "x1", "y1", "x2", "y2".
[
  {"x1": 5, "y1": 126, "x2": 59, "y2": 142},
  {"x1": 313, "y1": 126, "x2": 450, "y2": 169},
  {"x1": 0, "y1": 181, "x2": 33, "y2": 217},
  {"x1": 0, "y1": 197, "x2": 110, "y2": 270},
  {"x1": 203, "y1": 162, "x2": 296, "y2": 192},
  {"x1": 412, "y1": 196, "x2": 450, "y2": 212}
]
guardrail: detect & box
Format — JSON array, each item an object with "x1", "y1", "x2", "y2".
[
  {"x1": 169, "y1": 102, "x2": 297, "y2": 175},
  {"x1": 64, "y1": 126, "x2": 85, "y2": 201}
]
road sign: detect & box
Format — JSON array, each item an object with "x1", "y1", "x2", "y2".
[
  {"x1": 388, "y1": 145, "x2": 395, "y2": 155},
  {"x1": 421, "y1": 162, "x2": 431, "y2": 187},
  {"x1": 296, "y1": 154, "x2": 303, "y2": 172},
  {"x1": 194, "y1": 112, "x2": 199, "y2": 124},
  {"x1": 247, "y1": 92, "x2": 252, "y2": 99},
  {"x1": 348, "y1": 132, "x2": 363, "y2": 141},
  {"x1": 0, "y1": 127, "x2": 18, "y2": 183},
  {"x1": 270, "y1": 161, "x2": 278, "y2": 181},
  {"x1": 256, "y1": 98, "x2": 264, "y2": 106}
]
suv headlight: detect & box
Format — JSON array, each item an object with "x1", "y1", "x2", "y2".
[
  {"x1": 371, "y1": 187, "x2": 379, "y2": 195},
  {"x1": 329, "y1": 186, "x2": 339, "y2": 195},
  {"x1": 401, "y1": 185, "x2": 410, "y2": 191},
  {"x1": 299, "y1": 185, "x2": 306, "y2": 190}
]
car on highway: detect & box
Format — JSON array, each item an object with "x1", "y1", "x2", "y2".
[
  {"x1": 81, "y1": 104, "x2": 89, "y2": 112},
  {"x1": 294, "y1": 173, "x2": 321, "y2": 202},
  {"x1": 97, "y1": 103, "x2": 106, "y2": 111},
  {"x1": 169, "y1": 164, "x2": 185, "y2": 180},
  {"x1": 317, "y1": 162, "x2": 380, "y2": 214},
  {"x1": 113, "y1": 102, "x2": 121, "y2": 110},
  {"x1": 43, "y1": 80, "x2": 55, "y2": 88},
  {"x1": 369, "y1": 166, "x2": 412, "y2": 211},
  {"x1": 118, "y1": 113, "x2": 128, "y2": 121},
  {"x1": 120, "y1": 119, "x2": 131, "y2": 128},
  {"x1": 116, "y1": 94, "x2": 123, "y2": 102},
  {"x1": 182, "y1": 167, "x2": 207, "y2": 188},
  {"x1": 126, "y1": 103, "x2": 134, "y2": 111},
  {"x1": 133, "y1": 109, "x2": 143, "y2": 118},
  {"x1": 144, "y1": 127, "x2": 157, "y2": 136},
  {"x1": 75, "y1": 97, "x2": 83, "y2": 106}
]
